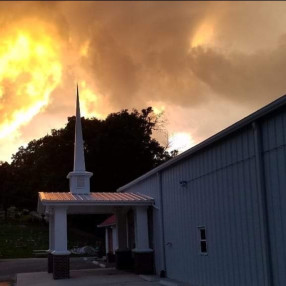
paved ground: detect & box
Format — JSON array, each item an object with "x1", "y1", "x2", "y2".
[
  {"x1": 0, "y1": 257, "x2": 98, "y2": 284},
  {"x1": 17, "y1": 268, "x2": 161, "y2": 286}
]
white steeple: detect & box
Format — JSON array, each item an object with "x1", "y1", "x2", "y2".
[
  {"x1": 74, "y1": 85, "x2": 86, "y2": 171},
  {"x1": 67, "y1": 86, "x2": 93, "y2": 194}
]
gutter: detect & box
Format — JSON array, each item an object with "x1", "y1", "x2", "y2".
[
  {"x1": 40, "y1": 201, "x2": 154, "y2": 207},
  {"x1": 158, "y1": 171, "x2": 167, "y2": 277},
  {"x1": 252, "y1": 121, "x2": 273, "y2": 286}
]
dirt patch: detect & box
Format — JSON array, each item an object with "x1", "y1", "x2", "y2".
[{"x1": 0, "y1": 282, "x2": 12, "y2": 286}]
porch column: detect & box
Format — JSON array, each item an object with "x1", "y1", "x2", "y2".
[
  {"x1": 48, "y1": 211, "x2": 54, "y2": 273},
  {"x1": 133, "y1": 206, "x2": 154, "y2": 274},
  {"x1": 105, "y1": 227, "x2": 116, "y2": 263},
  {"x1": 52, "y1": 206, "x2": 70, "y2": 279},
  {"x1": 115, "y1": 207, "x2": 132, "y2": 269},
  {"x1": 105, "y1": 228, "x2": 109, "y2": 254},
  {"x1": 112, "y1": 226, "x2": 118, "y2": 253},
  {"x1": 116, "y1": 208, "x2": 127, "y2": 249}
]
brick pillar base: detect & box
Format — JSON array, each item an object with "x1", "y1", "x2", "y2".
[
  {"x1": 48, "y1": 252, "x2": 53, "y2": 273},
  {"x1": 133, "y1": 250, "x2": 154, "y2": 274},
  {"x1": 52, "y1": 254, "x2": 70, "y2": 279},
  {"x1": 115, "y1": 249, "x2": 133, "y2": 270},
  {"x1": 107, "y1": 252, "x2": 116, "y2": 263}
]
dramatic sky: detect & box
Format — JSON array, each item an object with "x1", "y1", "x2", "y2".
[{"x1": 1, "y1": 1, "x2": 286, "y2": 162}]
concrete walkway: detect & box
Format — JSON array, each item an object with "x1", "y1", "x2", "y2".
[
  {"x1": 17, "y1": 268, "x2": 161, "y2": 286},
  {"x1": 0, "y1": 257, "x2": 99, "y2": 285},
  {"x1": 0, "y1": 257, "x2": 98, "y2": 277}
]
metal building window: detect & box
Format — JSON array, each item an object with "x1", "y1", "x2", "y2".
[{"x1": 198, "y1": 226, "x2": 207, "y2": 254}]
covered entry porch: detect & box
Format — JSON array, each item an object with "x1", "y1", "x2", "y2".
[{"x1": 37, "y1": 191, "x2": 154, "y2": 279}]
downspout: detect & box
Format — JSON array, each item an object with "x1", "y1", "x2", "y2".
[
  {"x1": 157, "y1": 171, "x2": 167, "y2": 277},
  {"x1": 252, "y1": 121, "x2": 273, "y2": 286}
]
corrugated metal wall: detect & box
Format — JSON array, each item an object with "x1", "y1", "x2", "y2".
[
  {"x1": 262, "y1": 109, "x2": 286, "y2": 286},
  {"x1": 160, "y1": 126, "x2": 268, "y2": 286},
  {"x1": 123, "y1": 107, "x2": 286, "y2": 286}
]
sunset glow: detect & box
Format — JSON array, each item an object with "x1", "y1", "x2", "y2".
[
  {"x1": 0, "y1": 2, "x2": 285, "y2": 162},
  {"x1": 169, "y1": 132, "x2": 195, "y2": 153},
  {"x1": 79, "y1": 81, "x2": 106, "y2": 119},
  {"x1": 80, "y1": 41, "x2": 90, "y2": 57},
  {"x1": 153, "y1": 105, "x2": 165, "y2": 116},
  {"x1": 191, "y1": 21, "x2": 215, "y2": 48},
  {"x1": 0, "y1": 19, "x2": 62, "y2": 139}
]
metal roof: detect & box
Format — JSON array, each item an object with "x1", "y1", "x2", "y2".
[
  {"x1": 38, "y1": 192, "x2": 154, "y2": 206},
  {"x1": 98, "y1": 215, "x2": 116, "y2": 228},
  {"x1": 118, "y1": 94, "x2": 286, "y2": 192}
]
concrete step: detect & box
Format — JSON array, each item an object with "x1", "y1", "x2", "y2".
[
  {"x1": 160, "y1": 280, "x2": 178, "y2": 286},
  {"x1": 139, "y1": 275, "x2": 160, "y2": 282},
  {"x1": 92, "y1": 261, "x2": 105, "y2": 267},
  {"x1": 160, "y1": 278, "x2": 187, "y2": 286}
]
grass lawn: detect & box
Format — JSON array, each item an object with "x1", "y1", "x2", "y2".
[
  {"x1": 0, "y1": 222, "x2": 49, "y2": 259},
  {"x1": 0, "y1": 218, "x2": 103, "y2": 259}
]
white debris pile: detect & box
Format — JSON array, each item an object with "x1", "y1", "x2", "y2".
[{"x1": 70, "y1": 246, "x2": 98, "y2": 256}]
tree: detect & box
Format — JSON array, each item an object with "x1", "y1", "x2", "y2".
[
  {"x1": 4, "y1": 107, "x2": 175, "y2": 210},
  {"x1": 0, "y1": 162, "x2": 14, "y2": 219}
]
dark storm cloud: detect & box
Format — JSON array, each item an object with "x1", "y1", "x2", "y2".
[
  {"x1": 188, "y1": 41, "x2": 286, "y2": 108},
  {"x1": 57, "y1": 1, "x2": 286, "y2": 110},
  {"x1": 59, "y1": 1, "x2": 212, "y2": 108}
]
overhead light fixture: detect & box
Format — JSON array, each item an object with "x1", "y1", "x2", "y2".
[{"x1": 179, "y1": 180, "x2": 188, "y2": 188}]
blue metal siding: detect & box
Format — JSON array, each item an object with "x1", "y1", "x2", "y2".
[
  {"x1": 262, "y1": 111, "x2": 286, "y2": 286},
  {"x1": 161, "y1": 127, "x2": 266, "y2": 286},
  {"x1": 121, "y1": 106, "x2": 286, "y2": 286}
]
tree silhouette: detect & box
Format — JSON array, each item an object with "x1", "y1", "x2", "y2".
[{"x1": 0, "y1": 107, "x2": 175, "y2": 210}]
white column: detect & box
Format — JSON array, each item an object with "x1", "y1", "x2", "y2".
[
  {"x1": 105, "y1": 228, "x2": 109, "y2": 254},
  {"x1": 134, "y1": 206, "x2": 152, "y2": 252},
  {"x1": 112, "y1": 227, "x2": 118, "y2": 254},
  {"x1": 115, "y1": 208, "x2": 128, "y2": 250},
  {"x1": 52, "y1": 206, "x2": 70, "y2": 255},
  {"x1": 48, "y1": 212, "x2": 54, "y2": 252}
]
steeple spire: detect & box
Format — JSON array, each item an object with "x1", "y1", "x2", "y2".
[
  {"x1": 74, "y1": 84, "x2": 86, "y2": 171},
  {"x1": 67, "y1": 86, "x2": 93, "y2": 194}
]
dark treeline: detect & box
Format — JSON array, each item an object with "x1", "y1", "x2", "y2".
[{"x1": 0, "y1": 107, "x2": 176, "y2": 213}]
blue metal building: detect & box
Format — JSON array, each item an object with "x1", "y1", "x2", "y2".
[{"x1": 118, "y1": 95, "x2": 286, "y2": 286}]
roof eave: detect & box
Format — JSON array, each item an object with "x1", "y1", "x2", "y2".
[
  {"x1": 97, "y1": 223, "x2": 116, "y2": 228},
  {"x1": 39, "y1": 200, "x2": 154, "y2": 207},
  {"x1": 37, "y1": 194, "x2": 46, "y2": 214}
]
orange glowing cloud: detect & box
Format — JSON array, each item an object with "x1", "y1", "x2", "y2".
[
  {"x1": 168, "y1": 132, "x2": 195, "y2": 153},
  {"x1": 1, "y1": 1, "x2": 286, "y2": 163},
  {"x1": 191, "y1": 20, "x2": 216, "y2": 49},
  {"x1": 0, "y1": 19, "x2": 62, "y2": 139},
  {"x1": 79, "y1": 81, "x2": 107, "y2": 119}
]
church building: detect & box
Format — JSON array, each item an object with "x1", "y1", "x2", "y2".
[
  {"x1": 38, "y1": 90, "x2": 286, "y2": 286},
  {"x1": 37, "y1": 87, "x2": 154, "y2": 279}
]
